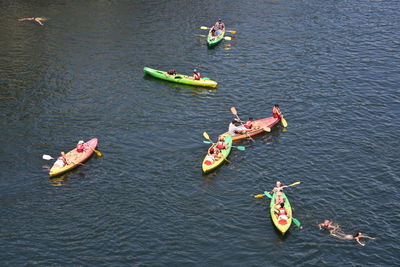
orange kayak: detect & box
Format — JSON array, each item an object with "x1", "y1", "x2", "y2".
[
  {"x1": 49, "y1": 138, "x2": 98, "y2": 177},
  {"x1": 219, "y1": 116, "x2": 280, "y2": 141}
]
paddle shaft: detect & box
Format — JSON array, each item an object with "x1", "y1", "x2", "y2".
[{"x1": 230, "y1": 107, "x2": 255, "y2": 142}]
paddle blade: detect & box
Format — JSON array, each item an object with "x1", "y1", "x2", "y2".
[
  {"x1": 236, "y1": 146, "x2": 246, "y2": 151},
  {"x1": 200, "y1": 26, "x2": 209, "y2": 30},
  {"x1": 224, "y1": 36, "x2": 232, "y2": 41},
  {"x1": 203, "y1": 132, "x2": 211, "y2": 141},
  {"x1": 288, "y1": 181, "x2": 301, "y2": 187},
  {"x1": 293, "y1": 218, "x2": 301, "y2": 227},
  {"x1": 227, "y1": 30, "x2": 237, "y2": 34},
  {"x1": 42, "y1": 154, "x2": 54, "y2": 160},
  {"x1": 94, "y1": 149, "x2": 102, "y2": 157},
  {"x1": 263, "y1": 191, "x2": 273, "y2": 199},
  {"x1": 203, "y1": 140, "x2": 212, "y2": 144},
  {"x1": 281, "y1": 117, "x2": 288, "y2": 127},
  {"x1": 230, "y1": 107, "x2": 238, "y2": 116},
  {"x1": 254, "y1": 194, "x2": 265, "y2": 198}
]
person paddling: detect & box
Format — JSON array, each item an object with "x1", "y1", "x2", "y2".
[
  {"x1": 275, "y1": 203, "x2": 289, "y2": 224},
  {"x1": 270, "y1": 181, "x2": 288, "y2": 205},
  {"x1": 215, "y1": 137, "x2": 229, "y2": 150},
  {"x1": 272, "y1": 104, "x2": 283, "y2": 119},
  {"x1": 244, "y1": 117, "x2": 254, "y2": 129},
  {"x1": 228, "y1": 120, "x2": 250, "y2": 136},
  {"x1": 76, "y1": 140, "x2": 85, "y2": 153},
  {"x1": 53, "y1": 152, "x2": 69, "y2": 169},
  {"x1": 18, "y1": 17, "x2": 44, "y2": 26},
  {"x1": 192, "y1": 69, "x2": 201, "y2": 80}
]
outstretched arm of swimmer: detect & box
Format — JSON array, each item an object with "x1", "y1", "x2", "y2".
[{"x1": 355, "y1": 237, "x2": 365, "y2": 246}]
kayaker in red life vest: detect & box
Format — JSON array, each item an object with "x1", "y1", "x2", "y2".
[
  {"x1": 244, "y1": 117, "x2": 254, "y2": 129},
  {"x1": 272, "y1": 104, "x2": 283, "y2": 119},
  {"x1": 215, "y1": 137, "x2": 228, "y2": 150},
  {"x1": 275, "y1": 203, "x2": 289, "y2": 224},
  {"x1": 167, "y1": 69, "x2": 177, "y2": 75},
  {"x1": 205, "y1": 147, "x2": 220, "y2": 165},
  {"x1": 76, "y1": 140, "x2": 85, "y2": 153},
  {"x1": 193, "y1": 69, "x2": 201, "y2": 80},
  {"x1": 209, "y1": 147, "x2": 220, "y2": 158}
]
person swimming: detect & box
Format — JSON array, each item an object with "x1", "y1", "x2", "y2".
[{"x1": 319, "y1": 221, "x2": 376, "y2": 246}]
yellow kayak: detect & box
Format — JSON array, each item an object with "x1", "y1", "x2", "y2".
[
  {"x1": 202, "y1": 135, "x2": 232, "y2": 173},
  {"x1": 269, "y1": 192, "x2": 292, "y2": 235},
  {"x1": 49, "y1": 138, "x2": 98, "y2": 177}
]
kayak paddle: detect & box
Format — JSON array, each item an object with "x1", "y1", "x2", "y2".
[
  {"x1": 230, "y1": 107, "x2": 255, "y2": 142},
  {"x1": 288, "y1": 181, "x2": 300, "y2": 187},
  {"x1": 42, "y1": 154, "x2": 54, "y2": 160},
  {"x1": 262, "y1": 127, "x2": 271, "y2": 132},
  {"x1": 253, "y1": 191, "x2": 273, "y2": 199},
  {"x1": 281, "y1": 117, "x2": 288, "y2": 127},
  {"x1": 202, "y1": 140, "x2": 245, "y2": 151},
  {"x1": 42, "y1": 154, "x2": 84, "y2": 165},
  {"x1": 203, "y1": 131, "x2": 213, "y2": 143},
  {"x1": 200, "y1": 26, "x2": 236, "y2": 34}
]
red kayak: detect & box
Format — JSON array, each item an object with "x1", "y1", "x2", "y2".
[{"x1": 219, "y1": 116, "x2": 280, "y2": 141}]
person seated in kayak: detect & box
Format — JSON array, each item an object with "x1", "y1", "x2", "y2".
[
  {"x1": 167, "y1": 69, "x2": 177, "y2": 75},
  {"x1": 270, "y1": 181, "x2": 288, "y2": 205},
  {"x1": 272, "y1": 104, "x2": 284, "y2": 119},
  {"x1": 228, "y1": 120, "x2": 250, "y2": 136},
  {"x1": 318, "y1": 220, "x2": 338, "y2": 231},
  {"x1": 214, "y1": 19, "x2": 225, "y2": 34},
  {"x1": 192, "y1": 69, "x2": 201, "y2": 80},
  {"x1": 274, "y1": 203, "x2": 289, "y2": 224},
  {"x1": 244, "y1": 117, "x2": 254, "y2": 129},
  {"x1": 54, "y1": 152, "x2": 69, "y2": 168},
  {"x1": 205, "y1": 147, "x2": 221, "y2": 165},
  {"x1": 76, "y1": 140, "x2": 85, "y2": 153},
  {"x1": 215, "y1": 137, "x2": 229, "y2": 150},
  {"x1": 18, "y1": 17, "x2": 44, "y2": 26},
  {"x1": 209, "y1": 28, "x2": 218, "y2": 40}
]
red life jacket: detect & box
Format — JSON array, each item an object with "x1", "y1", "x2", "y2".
[
  {"x1": 272, "y1": 107, "x2": 281, "y2": 118},
  {"x1": 194, "y1": 72, "x2": 201, "y2": 80},
  {"x1": 76, "y1": 144, "x2": 84, "y2": 153},
  {"x1": 244, "y1": 121, "x2": 252, "y2": 129},
  {"x1": 216, "y1": 141, "x2": 225, "y2": 149},
  {"x1": 278, "y1": 208, "x2": 287, "y2": 215}
]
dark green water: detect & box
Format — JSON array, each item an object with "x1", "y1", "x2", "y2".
[{"x1": 1, "y1": 0, "x2": 399, "y2": 266}]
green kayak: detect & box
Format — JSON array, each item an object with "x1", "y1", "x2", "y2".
[
  {"x1": 202, "y1": 134, "x2": 232, "y2": 173},
  {"x1": 207, "y1": 28, "x2": 225, "y2": 47},
  {"x1": 143, "y1": 67, "x2": 218, "y2": 88}
]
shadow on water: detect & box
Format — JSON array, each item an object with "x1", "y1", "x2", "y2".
[{"x1": 49, "y1": 171, "x2": 87, "y2": 186}]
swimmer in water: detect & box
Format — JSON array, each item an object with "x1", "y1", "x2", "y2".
[
  {"x1": 330, "y1": 230, "x2": 376, "y2": 246},
  {"x1": 18, "y1": 17, "x2": 45, "y2": 26},
  {"x1": 318, "y1": 220, "x2": 338, "y2": 231}
]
